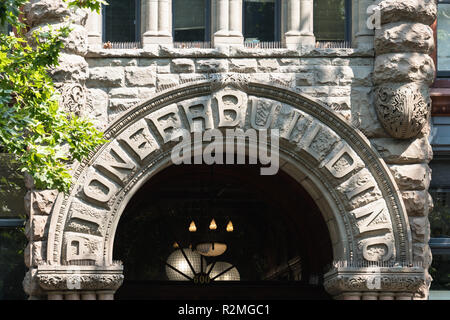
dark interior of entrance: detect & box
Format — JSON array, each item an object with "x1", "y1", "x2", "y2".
[{"x1": 114, "y1": 163, "x2": 333, "y2": 300}]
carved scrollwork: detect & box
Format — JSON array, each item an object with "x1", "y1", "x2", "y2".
[
  {"x1": 324, "y1": 266, "x2": 426, "y2": 296},
  {"x1": 375, "y1": 83, "x2": 431, "y2": 139},
  {"x1": 55, "y1": 82, "x2": 87, "y2": 116},
  {"x1": 36, "y1": 266, "x2": 124, "y2": 292}
]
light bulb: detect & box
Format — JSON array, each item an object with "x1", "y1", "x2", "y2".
[
  {"x1": 189, "y1": 221, "x2": 197, "y2": 232},
  {"x1": 226, "y1": 220, "x2": 234, "y2": 232},
  {"x1": 209, "y1": 218, "x2": 217, "y2": 230}
]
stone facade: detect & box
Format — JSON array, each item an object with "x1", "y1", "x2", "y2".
[{"x1": 20, "y1": 0, "x2": 436, "y2": 300}]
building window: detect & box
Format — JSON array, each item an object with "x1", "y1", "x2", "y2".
[
  {"x1": 103, "y1": 0, "x2": 140, "y2": 43},
  {"x1": 243, "y1": 0, "x2": 280, "y2": 43},
  {"x1": 173, "y1": 0, "x2": 210, "y2": 42},
  {"x1": 437, "y1": 0, "x2": 450, "y2": 77},
  {"x1": 314, "y1": 0, "x2": 350, "y2": 42}
]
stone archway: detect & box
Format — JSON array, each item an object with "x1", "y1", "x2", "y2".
[{"x1": 35, "y1": 76, "x2": 425, "y2": 299}]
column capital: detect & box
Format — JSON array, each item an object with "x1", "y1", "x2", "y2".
[
  {"x1": 323, "y1": 264, "x2": 426, "y2": 298},
  {"x1": 36, "y1": 264, "x2": 124, "y2": 292}
]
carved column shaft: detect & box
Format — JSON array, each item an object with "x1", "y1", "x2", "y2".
[
  {"x1": 86, "y1": 8, "x2": 102, "y2": 49},
  {"x1": 213, "y1": 0, "x2": 243, "y2": 46},
  {"x1": 284, "y1": 0, "x2": 315, "y2": 49},
  {"x1": 142, "y1": 0, "x2": 173, "y2": 48}
]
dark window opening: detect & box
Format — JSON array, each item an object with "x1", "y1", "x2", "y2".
[
  {"x1": 243, "y1": 0, "x2": 280, "y2": 43},
  {"x1": 314, "y1": 0, "x2": 350, "y2": 42},
  {"x1": 173, "y1": 0, "x2": 210, "y2": 42},
  {"x1": 103, "y1": 0, "x2": 140, "y2": 43}
]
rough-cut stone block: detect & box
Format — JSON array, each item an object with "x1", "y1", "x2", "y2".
[
  {"x1": 257, "y1": 59, "x2": 279, "y2": 72},
  {"x1": 375, "y1": 22, "x2": 434, "y2": 55},
  {"x1": 350, "y1": 87, "x2": 387, "y2": 138},
  {"x1": 295, "y1": 73, "x2": 315, "y2": 86},
  {"x1": 25, "y1": 241, "x2": 46, "y2": 268},
  {"x1": 88, "y1": 67, "x2": 124, "y2": 87},
  {"x1": 50, "y1": 54, "x2": 88, "y2": 82},
  {"x1": 24, "y1": 0, "x2": 70, "y2": 27},
  {"x1": 373, "y1": 53, "x2": 435, "y2": 85},
  {"x1": 229, "y1": 59, "x2": 258, "y2": 73},
  {"x1": 30, "y1": 216, "x2": 48, "y2": 241},
  {"x1": 171, "y1": 59, "x2": 195, "y2": 73},
  {"x1": 87, "y1": 88, "x2": 109, "y2": 130},
  {"x1": 378, "y1": 0, "x2": 437, "y2": 26},
  {"x1": 86, "y1": 58, "x2": 135, "y2": 68},
  {"x1": 315, "y1": 66, "x2": 340, "y2": 85},
  {"x1": 156, "y1": 74, "x2": 180, "y2": 89},
  {"x1": 410, "y1": 216, "x2": 430, "y2": 243},
  {"x1": 30, "y1": 190, "x2": 58, "y2": 215},
  {"x1": 195, "y1": 59, "x2": 228, "y2": 73},
  {"x1": 388, "y1": 164, "x2": 431, "y2": 190},
  {"x1": 125, "y1": 66, "x2": 156, "y2": 87},
  {"x1": 109, "y1": 88, "x2": 140, "y2": 99},
  {"x1": 370, "y1": 137, "x2": 433, "y2": 164},
  {"x1": 401, "y1": 190, "x2": 433, "y2": 216}
]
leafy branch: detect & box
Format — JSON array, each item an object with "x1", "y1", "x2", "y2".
[{"x1": 0, "y1": 0, "x2": 108, "y2": 193}]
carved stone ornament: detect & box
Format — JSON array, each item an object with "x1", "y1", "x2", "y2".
[
  {"x1": 375, "y1": 83, "x2": 431, "y2": 139},
  {"x1": 36, "y1": 265, "x2": 124, "y2": 291},
  {"x1": 324, "y1": 265, "x2": 426, "y2": 296},
  {"x1": 55, "y1": 82, "x2": 87, "y2": 116}
]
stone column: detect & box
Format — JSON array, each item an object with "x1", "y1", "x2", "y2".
[
  {"x1": 284, "y1": 0, "x2": 315, "y2": 49},
  {"x1": 213, "y1": 0, "x2": 243, "y2": 46},
  {"x1": 355, "y1": 0, "x2": 375, "y2": 49},
  {"x1": 86, "y1": 8, "x2": 102, "y2": 49},
  {"x1": 142, "y1": 0, "x2": 173, "y2": 48},
  {"x1": 371, "y1": 0, "x2": 437, "y2": 299}
]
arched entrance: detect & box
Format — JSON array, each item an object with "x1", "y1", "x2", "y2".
[
  {"x1": 114, "y1": 163, "x2": 333, "y2": 299},
  {"x1": 35, "y1": 77, "x2": 426, "y2": 300}
]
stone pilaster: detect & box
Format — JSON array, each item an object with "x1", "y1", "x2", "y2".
[
  {"x1": 142, "y1": 0, "x2": 173, "y2": 48},
  {"x1": 213, "y1": 0, "x2": 244, "y2": 47},
  {"x1": 284, "y1": 0, "x2": 315, "y2": 49},
  {"x1": 22, "y1": 0, "x2": 95, "y2": 300},
  {"x1": 86, "y1": 7, "x2": 102, "y2": 49},
  {"x1": 371, "y1": 0, "x2": 437, "y2": 299}
]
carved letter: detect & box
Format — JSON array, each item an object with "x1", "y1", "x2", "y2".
[
  {"x1": 350, "y1": 199, "x2": 392, "y2": 235},
  {"x1": 179, "y1": 97, "x2": 213, "y2": 133},
  {"x1": 95, "y1": 143, "x2": 136, "y2": 185},
  {"x1": 83, "y1": 170, "x2": 117, "y2": 203},
  {"x1": 65, "y1": 233, "x2": 101, "y2": 262},
  {"x1": 361, "y1": 236, "x2": 395, "y2": 262},
  {"x1": 147, "y1": 104, "x2": 185, "y2": 143},
  {"x1": 322, "y1": 143, "x2": 360, "y2": 178},
  {"x1": 250, "y1": 98, "x2": 279, "y2": 130},
  {"x1": 118, "y1": 119, "x2": 159, "y2": 162},
  {"x1": 216, "y1": 91, "x2": 245, "y2": 127}
]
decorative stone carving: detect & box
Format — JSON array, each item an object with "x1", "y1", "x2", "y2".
[
  {"x1": 37, "y1": 265, "x2": 124, "y2": 291},
  {"x1": 324, "y1": 264, "x2": 426, "y2": 297},
  {"x1": 374, "y1": 83, "x2": 431, "y2": 139},
  {"x1": 55, "y1": 83, "x2": 87, "y2": 116}
]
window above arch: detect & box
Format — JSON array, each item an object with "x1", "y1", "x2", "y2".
[
  {"x1": 314, "y1": 0, "x2": 351, "y2": 43},
  {"x1": 103, "y1": 0, "x2": 141, "y2": 44},
  {"x1": 243, "y1": 0, "x2": 280, "y2": 44},
  {"x1": 173, "y1": 0, "x2": 211, "y2": 43}
]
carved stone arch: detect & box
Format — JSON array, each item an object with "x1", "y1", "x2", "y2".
[{"x1": 38, "y1": 77, "x2": 425, "y2": 299}]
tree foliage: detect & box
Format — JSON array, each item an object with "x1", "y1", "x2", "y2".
[{"x1": 0, "y1": 0, "x2": 108, "y2": 193}]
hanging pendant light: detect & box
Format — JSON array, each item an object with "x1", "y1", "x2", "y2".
[
  {"x1": 189, "y1": 220, "x2": 197, "y2": 232},
  {"x1": 226, "y1": 220, "x2": 234, "y2": 232},
  {"x1": 209, "y1": 218, "x2": 217, "y2": 230}
]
